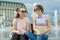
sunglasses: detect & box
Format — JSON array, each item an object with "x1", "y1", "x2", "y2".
[
  {"x1": 34, "y1": 8, "x2": 40, "y2": 11},
  {"x1": 21, "y1": 10, "x2": 27, "y2": 13},
  {"x1": 18, "y1": 10, "x2": 27, "y2": 13},
  {"x1": 34, "y1": 9, "x2": 38, "y2": 11}
]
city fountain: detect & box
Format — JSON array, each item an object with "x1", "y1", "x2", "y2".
[
  {"x1": 53, "y1": 10, "x2": 58, "y2": 37},
  {"x1": 31, "y1": 2, "x2": 38, "y2": 18},
  {"x1": 0, "y1": 17, "x2": 4, "y2": 40}
]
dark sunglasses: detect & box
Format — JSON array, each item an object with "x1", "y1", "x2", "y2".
[
  {"x1": 20, "y1": 10, "x2": 27, "y2": 13},
  {"x1": 34, "y1": 8, "x2": 38, "y2": 11},
  {"x1": 34, "y1": 8, "x2": 40, "y2": 11}
]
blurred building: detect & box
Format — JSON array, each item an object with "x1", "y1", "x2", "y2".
[{"x1": 0, "y1": 1, "x2": 26, "y2": 27}]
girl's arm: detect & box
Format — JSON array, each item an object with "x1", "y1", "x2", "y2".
[
  {"x1": 11, "y1": 19, "x2": 21, "y2": 34},
  {"x1": 43, "y1": 17, "x2": 51, "y2": 33},
  {"x1": 11, "y1": 19, "x2": 17, "y2": 33},
  {"x1": 26, "y1": 18, "x2": 31, "y2": 32},
  {"x1": 26, "y1": 21, "x2": 31, "y2": 31},
  {"x1": 33, "y1": 18, "x2": 40, "y2": 33}
]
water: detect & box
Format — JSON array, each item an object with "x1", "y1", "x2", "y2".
[{"x1": 53, "y1": 10, "x2": 58, "y2": 37}]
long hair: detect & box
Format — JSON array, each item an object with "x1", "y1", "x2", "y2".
[
  {"x1": 15, "y1": 8, "x2": 20, "y2": 18},
  {"x1": 34, "y1": 5, "x2": 44, "y2": 13},
  {"x1": 15, "y1": 7, "x2": 28, "y2": 18}
]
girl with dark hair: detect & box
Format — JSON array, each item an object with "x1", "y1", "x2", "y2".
[
  {"x1": 11, "y1": 7, "x2": 30, "y2": 40},
  {"x1": 25, "y1": 4, "x2": 51, "y2": 40}
]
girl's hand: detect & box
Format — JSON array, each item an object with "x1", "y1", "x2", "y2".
[
  {"x1": 17, "y1": 29, "x2": 26, "y2": 35},
  {"x1": 36, "y1": 32, "x2": 43, "y2": 35},
  {"x1": 11, "y1": 30, "x2": 17, "y2": 34},
  {"x1": 36, "y1": 29, "x2": 45, "y2": 35},
  {"x1": 11, "y1": 30, "x2": 21, "y2": 35},
  {"x1": 16, "y1": 31, "x2": 21, "y2": 35}
]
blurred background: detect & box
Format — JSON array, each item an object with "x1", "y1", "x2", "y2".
[{"x1": 0, "y1": 0, "x2": 60, "y2": 40}]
